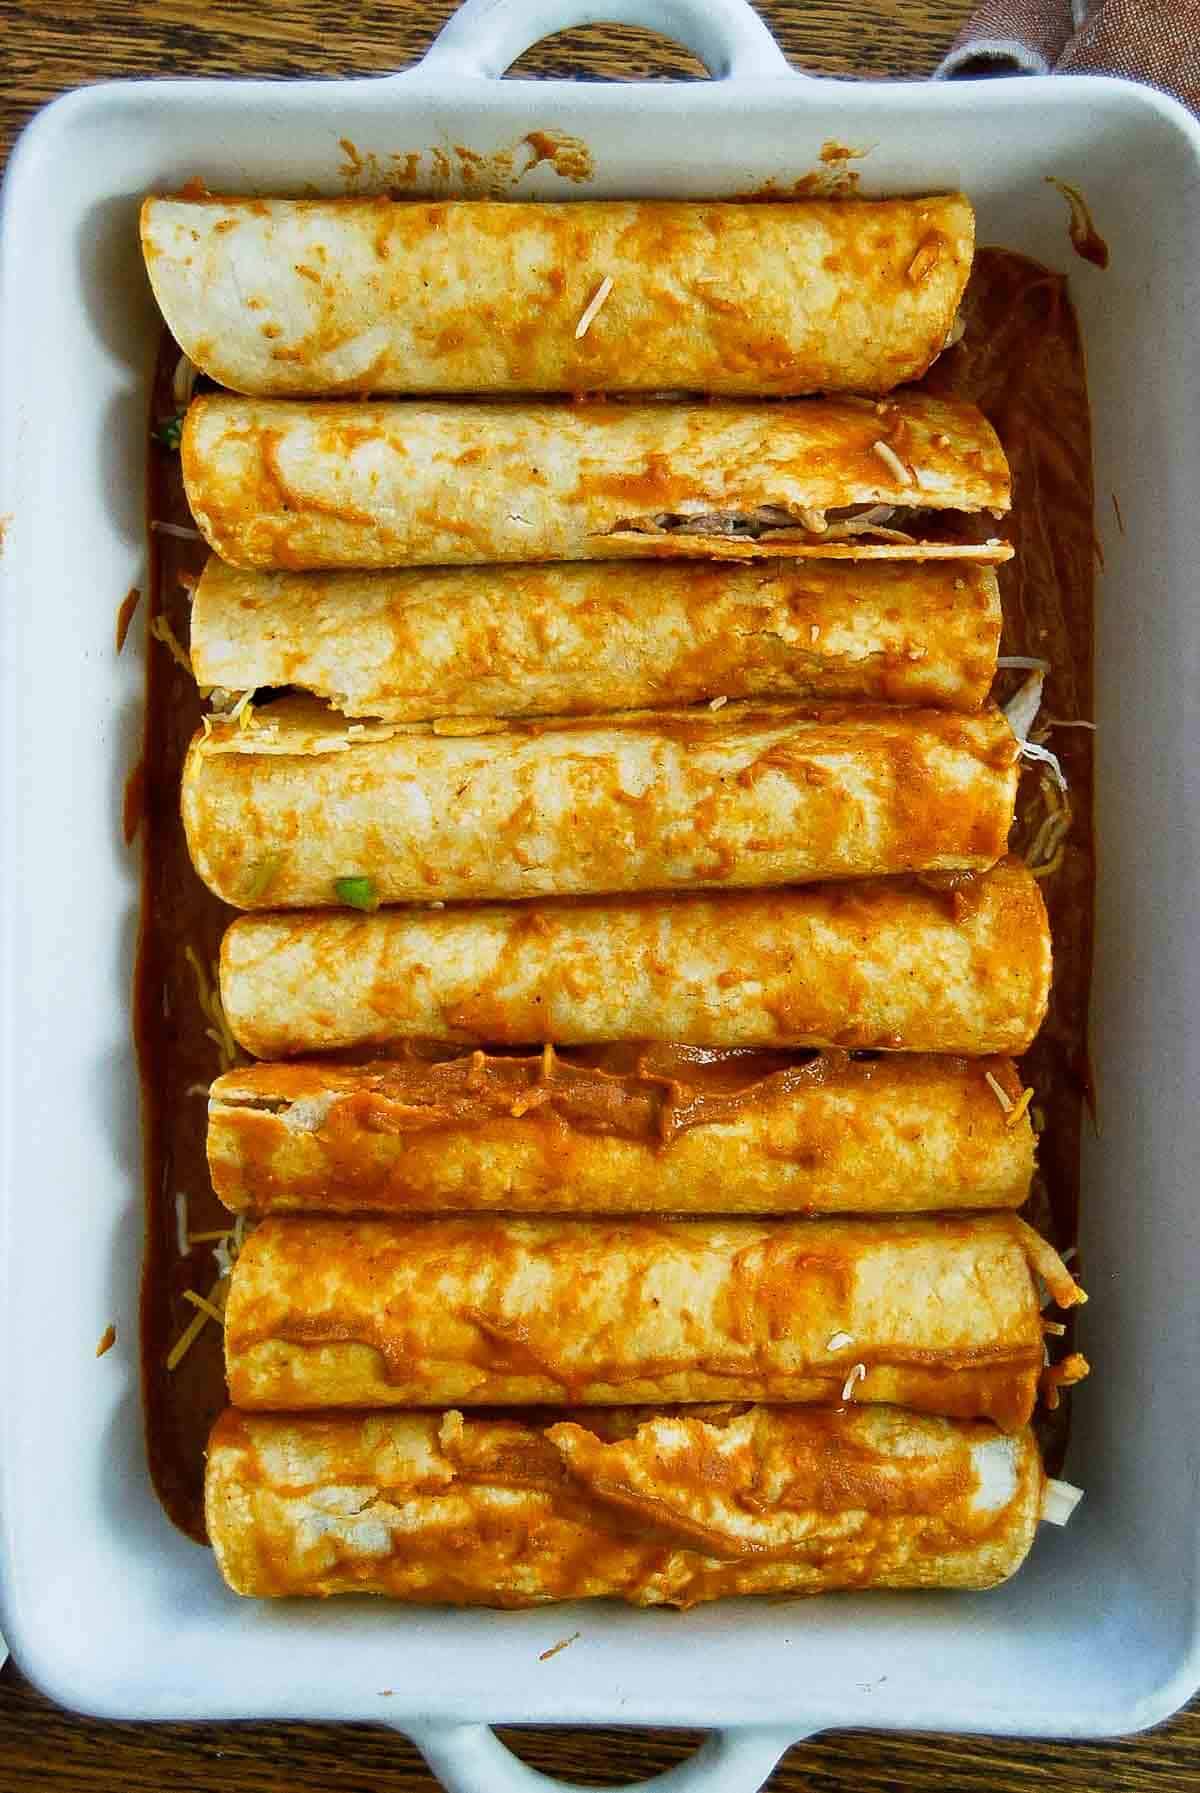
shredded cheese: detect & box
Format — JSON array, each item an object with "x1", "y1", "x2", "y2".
[
  {"x1": 1006, "y1": 1087, "x2": 1035, "y2": 1129},
  {"x1": 149, "y1": 613, "x2": 192, "y2": 676},
  {"x1": 1027, "y1": 779, "x2": 1067, "y2": 856},
  {"x1": 1003, "y1": 670, "x2": 1044, "y2": 744},
  {"x1": 907, "y1": 238, "x2": 942, "y2": 283},
  {"x1": 708, "y1": 695, "x2": 728, "y2": 711},
  {"x1": 1021, "y1": 738, "x2": 1069, "y2": 793},
  {"x1": 1025, "y1": 771, "x2": 1072, "y2": 878},
  {"x1": 1032, "y1": 845, "x2": 1066, "y2": 881},
  {"x1": 841, "y1": 1362, "x2": 867, "y2": 1402},
  {"x1": 166, "y1": 1275, "x2": 229, "y2": 1370},
  {"x1": 184, "y1": 944, "x2": 238, "y2": 1071},
  {"x1": 1042, "y1": 1319, "x2": 1067, "y2": 1337},
  {"x1": 984, "y1": 1070, "x2": 1014, "y2": 1114},
  {"x1": 1041, "y1": 1478, "x2": 1084, "y2": 1526},
  {"x1": 826, "y1": 1331, "x2": 854, "y2": 1352},
  {"x1": 204, "y1": 1214, "x2": 250, "y2": 1283},
  {"x1": 165, "y1": 1315, "x2": 208, "y2": 1370},
  {"x1": 872, "y1": 439, "x2": 913, "y2": 485},
  {"x1": 181, "y1": 1286, "x2": 227, "y2": 1325},
  {"x1": 230, "y1": 688, "x2": 257, "y2": 728},
  {"x1": 172, "y1": 354, "x2": 199, "y2": 407},
  {"x1": 574, "y1": 275, "x2": 614, "y2": 340}
]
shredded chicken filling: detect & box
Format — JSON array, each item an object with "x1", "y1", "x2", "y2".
[{"x1": 614, "y1": 503, "x2": 924, "y2": 544}]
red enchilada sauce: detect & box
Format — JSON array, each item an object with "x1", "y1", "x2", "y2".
[{"x1": 135, "y1": 247, "x2": 1093, "y2": 1543}]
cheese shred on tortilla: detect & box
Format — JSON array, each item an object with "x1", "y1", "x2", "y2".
[
  {"x1": 1006, "y1": 1087, "x2": 1035, "y2": 1129},
  {"x1": 840, "y1": 1362, "x2": 867, "y2": 1401},
  {"x1": 872, "y1": 439, "x2": 915, "y2": 485},
  {"x1": 984, "y1": 1070, "x2": 1014, "y2": 1115},
  {"x1": 575, "y1": 275, "x2": 614, "y2": 340}
]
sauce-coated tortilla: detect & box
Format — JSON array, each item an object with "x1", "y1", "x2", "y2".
[
  {"x1": 223, "y1": 1213, "x2": 1085, "y2": 1428},
  {"x1": 219, "y1": 861, "x2": 1052, "y2": 1058},
  {"x1": 142, "y1": 194, "x2": 974, "y2": 398},
  {"x1": 182, "y1": 697, "x2": 1020, "y2": 909},
  {"x1": 190, "y1": 556, "x2": 1002, "y2": 721},
  {"x1": 181, "y1": 392, "x2": 1012, "y2": 569},
  {"x1": 206, "y1": 1403, "x2": 1044, "y2": 1605},
  {"x1": 207, "y1": 1049, "x2": 1036, "y2": 1217}
]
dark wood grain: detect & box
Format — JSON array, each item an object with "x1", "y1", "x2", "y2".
[
  {"x1": 2, "y1": 1658, "x2": 1200, "y2": 1793},
  {"x1": 1, "y1": 0, "x2": 976, "y2": 163},
  {"x1": 1, "y1": 1, "x2": 1197, "y2": 1787}
]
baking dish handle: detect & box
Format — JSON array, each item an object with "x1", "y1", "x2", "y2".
[
  {"x1": 414, "y1": 0, "x2": 798, "y2": 81},
  {"x1": 404, "y1": 1721, "x2": 797, "y2": 1793}
]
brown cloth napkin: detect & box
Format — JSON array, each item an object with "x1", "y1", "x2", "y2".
[{"x1": 936, "y1": 0, "x2": 1200, "y2": 115}]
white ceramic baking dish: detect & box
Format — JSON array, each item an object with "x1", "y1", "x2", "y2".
[{"x1": 2, "y1": 1, "x2": 1199, "y2": 1787}]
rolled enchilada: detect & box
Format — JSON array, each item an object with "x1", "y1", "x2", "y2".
[
  {"x1": 142, "y1": 194, "x2": 974, "y2": 399},
  {"x1": 219, "y1": 861, "x2": 1051, "y2": 1058},
  {"x1": 182, "y1": 697, "x2": 1020, "y2": 910},
  {"x1": 207, "y1": 1049, "x2": 1036, "y2": 1217},
  {"x1": 180, "y1": 392, "x2": 1012, "y2": 569},
  {"x1": 205, "y1": 1404, "x2": 1046, "y2": 1605},
  {"x1": 189, "y1": 555, "x2": 1002, "y2": 720},
  {"x1": 222, "y1": 1213, "x2": 1085, "y2": 1426}
]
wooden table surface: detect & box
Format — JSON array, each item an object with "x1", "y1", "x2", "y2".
[{"x1": 2, "y1": 3, "x2": 1197, "y2": 1788}]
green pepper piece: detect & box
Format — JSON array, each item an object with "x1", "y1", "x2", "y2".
[
  {"x1": 155, "y1": 412, "x2": 185, "y2": 451},
  {"x1": 335, "y1": 875, "x2": 379, "y2": 913}
]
